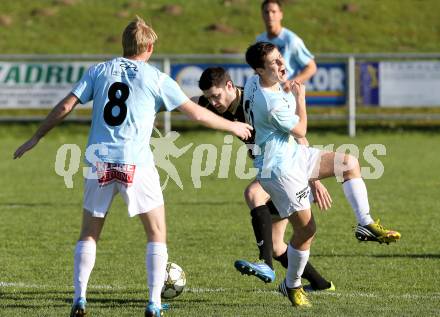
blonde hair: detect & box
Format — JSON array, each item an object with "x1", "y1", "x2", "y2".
[{"x1": 122, "y1": 16, "x2": 157, "y2": 57}]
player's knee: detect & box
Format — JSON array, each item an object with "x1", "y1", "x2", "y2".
[
  {"x1": 344, "y1": 154, "x2": 361, "y2": 177},
  {"x1": 243, "y1": 184, "x2": 257, "y2": 207},
  {"x1": 301, "y1": 221, "x2": 316, "y2": 240},
  {"x1": 346, "y1": 154, "x2": 359, "y2": 169},
  {"x1": 308, "y1": 221, "x2": 317, "y2": 237},
  {"x1": 147, "y1": 226, "x2": 166, "y2": 243},
  {"x1": 149, "y1": 221, "x2": 165, "y2": 235},
  {"x1": 244, "y1": 183, "x2": 268, "y2": 209},
  {"x1": 243, "y1": 185, "x2": 251, "y2": 201},
  {"x1": 244, "y1": 182, "x2": 257, "y2": 198}
]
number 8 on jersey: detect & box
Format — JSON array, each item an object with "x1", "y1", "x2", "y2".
[{"x1": 104, "y1": 82, "x2": 129, "y2": 126}]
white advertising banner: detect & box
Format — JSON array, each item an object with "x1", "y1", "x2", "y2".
[
  {"x1": 0, "y1": 62, "x2": 94, "y2": 108},
  {"x1": 379, "y1": 61, "x2": 440, "y2": 107}
]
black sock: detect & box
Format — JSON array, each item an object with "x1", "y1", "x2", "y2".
[
  {"x1": 250, "y1": 205, "x2": 273, "y2": 269},
  {"x1": 274, "y1": 250, "x2": 331, "y2": 290},
  {"x1": 302, "y1": 261, "x2": 331, "y2": 290},
  {"x1": 266, "y1": 200, "x2": 279, "y2": 217},
  {"x1": 273, "y1": 250, "x2": 288, "y2": 268}
]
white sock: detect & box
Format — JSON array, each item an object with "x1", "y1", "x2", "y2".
[
  {"x1": 73, "y1": 240, "x2": 96, "y2": 302},
  {"x1": 146, "y1": 242, "x2": 168, "y2": 306},
  {"x1": 285, "y1": 244, "x2": 310, "y2": 289},
  {"x1": 343, "y1": 178, "x2": 374, "y2": 226}
]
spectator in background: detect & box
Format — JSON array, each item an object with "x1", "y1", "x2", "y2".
[{"x1": 257, "y1": 0, "x2": 317, "y2": 89}]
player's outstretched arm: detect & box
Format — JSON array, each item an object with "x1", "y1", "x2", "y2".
[
  {"x1": 178, "y1": 100, "x2": 253, "y2": 140},
  {"x1": 13, "y1": 93, "x2": 80, "y2": 159}
]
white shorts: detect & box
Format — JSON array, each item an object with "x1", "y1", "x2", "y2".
[
  {"x1": 259, "y1": 145, "x2": 321, "y2": 218},
  {"x1": 83, "y1": 164, "x2": 164, "y2": 218}
]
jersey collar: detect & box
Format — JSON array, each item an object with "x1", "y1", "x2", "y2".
[{"x1": 227, "y1": 87, "x2": 242, "y2": 115}]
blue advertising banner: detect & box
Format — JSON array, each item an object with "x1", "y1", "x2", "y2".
[
  {"x1": 171, "y1": 63, "x2": 346, "y2": 106},
  {"x1": 359, "y1": 62, "x2": 379, "y2": 106},
  {"x1": 306, "y1": 63, "x2": 346, "y2": 106}
]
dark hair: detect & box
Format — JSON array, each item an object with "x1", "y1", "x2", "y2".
[
  {"x1": 245, "y1": 42, "x2": 276, "y2": 70},
  {"x1": 198, "y1": 67, "x2": 232, "y2": 90},
  {"x1": 261, "y1": 0, "x2": 282, "y2": 11}
]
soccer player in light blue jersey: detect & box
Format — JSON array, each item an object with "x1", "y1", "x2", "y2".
[
  {"x1": 197, "y1": 68, "x2": 334, "y2": 292},
  {"x1": 243, "y1": 42, "x2": 400, "y2": 308},
  {"x1": 14, "y1": 16, "x2": 252, "y2": 317},
  {"x1": 233, "y1": 0, "x2": 327, "y2": 286},
  {"x1": 257, "y1": 0, "x2": 317, "y2": 88}
]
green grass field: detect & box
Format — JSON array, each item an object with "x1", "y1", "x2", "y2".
[
  {"x1": 1, "y1": 0, "x2": 440, "y2": 316},
  {"x1": 1, "y1": 0, "x2": 440, "y2": 54},
  {"x1": 1, "y1": 125, "x2": 440, "y2": 316}
]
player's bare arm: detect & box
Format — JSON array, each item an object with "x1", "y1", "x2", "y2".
[
  {"x1": 283, "y1": 60, "x2": 317, "y2": 92},
  {"x1": 178, "y1": 100, "x2": 253, "y2": 140},
  {"x1": 289, "y1": 81, "x2": 307, "y2": 138},
  {"x1": 295, "y1": 59, "x2": 317, "y2": 83},
  {"x1": 13, "y1": 93, "x2": 80, "y2": 159}
]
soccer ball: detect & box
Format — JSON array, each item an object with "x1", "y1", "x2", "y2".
[{"x1": 161, "y1": 262, "x2": 186, "y2": 299}]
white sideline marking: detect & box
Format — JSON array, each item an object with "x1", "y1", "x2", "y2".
[
  {"x1": 1, "y1": 281, "x2": 440, "y2": 300},
  {"x1": 0, "y1": 282, "x2": 41, "y2": 288},
  {"x1": 186, "y1": 287, "x2": 227, "y2": 293},
  {"x1": 0, "y1": 281, "x2": 123, "y2": 290}
]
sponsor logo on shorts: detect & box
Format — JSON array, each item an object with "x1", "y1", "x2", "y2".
[
  {"x1": 296, "y1": 186, "x2": 310, "y2": 203},
  {"x1": 97, "y1": 162, "x2": 136, "y2": 187}
]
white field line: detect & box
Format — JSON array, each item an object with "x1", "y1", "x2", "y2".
[{"x1": 1, "y1": 281, "x2": 440, "y2": 300}]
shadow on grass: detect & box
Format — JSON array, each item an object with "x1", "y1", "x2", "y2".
[
  {"x1": 169, "y1": 200, "x2": 245, "y2": 206},
  {"x1": 0, "y1": 202, "x2": 79, "y2": 208},
  {"x1": 372, "y1": 253, "x2": 440, "y2": 259},
  {"x1": 0, "y1": 289, "x2": 144, "y2": 300},
  {"x1": 0, "y1": 290, "x2": 264, "y2": 312},
  {"x1": 0, "y1": 303, "x2": 67, "y2": 309},
  {"x1": 0, "y1": 293, "x2": 148, "y2": 309},
  {"x1": 313, "y1": 253, "x2": 440, "y2": 259},
  {"x1": 0, "y1": 289, "x2": 143, "y2": 296}
]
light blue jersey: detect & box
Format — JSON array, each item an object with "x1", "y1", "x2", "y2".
[
  {"x1": 256, "y1": 28, "x2": 314, "y2": 79},
  {"x1": 72, "y1": 57, "x2": 188, "y2": 167},
  {"x1": 243, "y1": 75, "x2": 299, "y2": 179}
]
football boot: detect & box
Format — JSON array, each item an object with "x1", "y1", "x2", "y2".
[
  {"x1": 70, "y1": 297, "x2": 87, "y2": 317},
  {"x1": 234, "y1": 259, "x2": 275, "y2": 283},
  {"x1": 355, "y1": 219, "x2": 401, "y2": 244}
]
